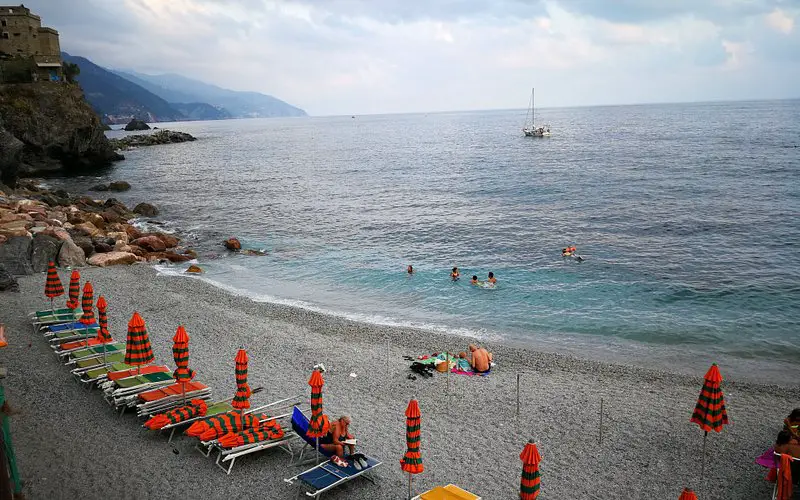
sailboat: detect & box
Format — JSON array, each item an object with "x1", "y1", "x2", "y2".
[{"x1": 522, "y1": 88, "x2": 551, "y2": 137}]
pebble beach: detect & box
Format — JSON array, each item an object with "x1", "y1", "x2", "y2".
[{"x1": 2, "y1": 264, "x2": 797, "y2": 499}]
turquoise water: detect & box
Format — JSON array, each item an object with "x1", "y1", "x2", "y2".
[{"x1": 55, "y1": 100, "x2": 800, "y2": 378}]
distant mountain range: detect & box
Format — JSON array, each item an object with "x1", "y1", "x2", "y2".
[{"x1": 61, "y1": 52, "x2": 307, "y2": 124}]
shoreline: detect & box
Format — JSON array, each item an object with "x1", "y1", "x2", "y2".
[{"x1": 2, "y1": 264, "x2": 796, "y2": 499}]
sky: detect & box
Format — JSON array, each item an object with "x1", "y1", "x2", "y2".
[{"x1": 23, "y1": 0, "x2": 800, "y2": 115}]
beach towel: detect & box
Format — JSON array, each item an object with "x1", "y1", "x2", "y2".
[{"x1": 777, "y1": 453, "x2": 793, "y2": 500}]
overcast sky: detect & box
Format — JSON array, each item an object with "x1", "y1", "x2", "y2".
[{"x1": 25, "y1": 0, "x2": 800, "y2": 115}]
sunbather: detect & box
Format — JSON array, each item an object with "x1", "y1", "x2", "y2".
[
  {"x1": 775, "y1": 430, "x2": 800, "y2": 458},
  {"x1": 319, "y1": 415, "x2": 356, "y2": 458},
  {"x1": 468, "y1": 344, "x2": 493, "y2": 373}
]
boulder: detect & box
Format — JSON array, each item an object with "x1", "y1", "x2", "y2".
[
  {"x1": 73, "y1": 222, "x2": 100, "y2": 238},
  {"x1": 30, "y1": 234, "x2": 62, "y2": 272},
  {"x1": 130, "y1": 235, "x2": 166, "y2": 252},
  {"x1": 57, "y1": 239, "x2": 86, "y2": 268},
  {"x1": 0, "y1": 235, "x2": 33, "y2": 275},
  {"x1": 88, "y1": 251, "x2": 138, "y2": 267},
  {"x1": 124, "y1": 119, "x2": 150, "y2": 131},
  {"x1": 224, "y1": 238, "x2": 242, "y2": 251},
  {"x1": 83, "y1": 212, "x2": 106, "y2": 229},
  {"x1": 148, "y1": 251, "x2": 191, "y2": 263},
  {"x1": 186, "y1": 264, "x2": 202, "y2": 273},
  {"x1": 155, "y1": 233, "x2": 180, "y2": 248},
  {"x1": 100, "y1": 210, "x2": 124, "y2": 224},
  {"x1": 0, "y1": 235, "x2": 5, "y2": 245},
  {"x1": 243, "y1": 249, "x2": 267, "y2": 256},
  {"x1": 106, "y1": 231, "x2": 129, "y2": 246},
  {"x1": 89, "y1": 184, "x2": 109, "y2": 192},
  {"x1": 133, "y1": 203, "x2": 158, "y2": 217},
  {"x1": 42, "y1": 227, "x2": 71, "y2": 241},
  {"x1": 108, "y1": 181, "x2": 131, "y2": 192},
  {"x1": 0, "y1": 264, "x2": 19, "y2": 291},
  {"x1": 70, "y1": 235, "x2": 95, "y2": 258},
  {"x1": 125, "y1": 245, "x2": 147, "y2": 257},
  {"x1": 125, "y1": 225, "x2": 144, "y2": 241},
  {"x1": 0, "y1": 227, "x2": 31, "y2": 239},
  {"x1": 93, "y1": 242, "x2": 113, "y2": 253}
]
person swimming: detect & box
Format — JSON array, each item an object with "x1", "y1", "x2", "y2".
[
  {"x1": 470, "y1": 275, "x2": 481, "y2": 285},
  {"x1": 451, "y1": 267, "x2": 460, "y2": 281},
  {"x1": 487, "y1": 272, "x2": 497, "y2": 285},
  {"x1": 407, "y1": 265, "x2": 414, "y2": 275}
]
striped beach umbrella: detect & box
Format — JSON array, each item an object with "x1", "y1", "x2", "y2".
[
  {"x1": 44, "y1": 261, "x2": 64, "y2": 310},
  {"x1": 678, "y1": 488, "x2": 698, "y2": 500},
  {"x1": 123, "y1": 312, "x2": 155, "y2": 372},
  {"x1": 173, "y1": 326, "x2": 195, "y2": 404},
  {"x1": 66, "y1": 270, "x2": 80, "y2": 310},
  {"x1": 95, "y1": 296, "x2": 112, "y2": 343},
  {"x1": 520, "y1": 439, "x2": 542, "y2": 500},
  {"x1": 218, "y1": 418, "x2": 284, "y2": 448},
  {"x1": 184, "y1": 411, "x2": 259, "y2": 441},
  {"x1": 401, "y1": 399, "x2": 423, "y2": 499},
  {"x1": 78, "y1": 282, "x2": 95, "y2": 348},
  {"x1": 690, "y1": 363, "x2": 729, "y2": 486},
  {"x1": 306, "y1": 369, "x2": 330, "y2": 438},
  {"x1": 231, "y1": 349, "x2": 251, "y2": 410},
  {"x1": 145, "y1": 399, "x2": 208, "y2": 430}
]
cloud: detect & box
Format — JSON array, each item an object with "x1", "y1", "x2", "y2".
[{"x1": 19, "y1": 0, "x2": 800, "y2": 115}]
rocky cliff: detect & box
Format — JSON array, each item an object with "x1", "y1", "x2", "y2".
[{"x1": 0, "y1": 83, "x2": 123, "y2": 187}]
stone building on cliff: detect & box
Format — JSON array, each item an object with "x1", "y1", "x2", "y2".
[{"x1": 0, "y1": 4, "x2": 61, "y2": 81}]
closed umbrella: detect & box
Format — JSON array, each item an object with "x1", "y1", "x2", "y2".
[
  {"x1": 678, "y1": 488, "x2": 698, "y2": 500},
  {"x1": 66, "y1": 270, "x2": 80, "y2": 310},
  {"x1": 123, "y1": 312, "x2": 155, "y2": 374},
  {"x1": 172, "y1": 326, "x2": 195, "y2": 405},
  {"x1": 306, "y1": 369, "x2": 330, "y2": 464},
  {"x1": 690, "y1": 363, "x2": 729, "y2": 487},
  {"x1": 231, "y1": 349, "x2": 251, "y2": 411},
  {"x1": 520, "y1": 439, "x2": 542, "y2": 500},
  {"x1": 145, "y1": 399, "x2": 208, "y2": 430},
  {"x1": 401, "y1": 399, "x2": 423, "y2": 500},
  {"x1": 78, "y1": 282, "x2": 95, "y2": 348},
  {"x1": 44, "y1": 261, "x2": 64, "y2": 312},
  {"x1": 218, "y1": 418, "x2": 284, "y2": 448},
  {"x1": 95, "y1": 296, "x2": 113, "y2": 365}
]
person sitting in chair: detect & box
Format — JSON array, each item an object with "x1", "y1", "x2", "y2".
[{"x1": 319, "y1": 415, "x2": 356, "y2": 458}]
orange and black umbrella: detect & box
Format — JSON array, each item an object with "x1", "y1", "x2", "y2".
[
  {"x1": 218, "y1": 418, "x2": 284, "y2": 448},
  {"x1": 520, "y1": 439, "x2": 542, "y2": 500},
  {"x1": 124, "y1": 312, "x2": 155, "y2": 373},
  {"x1": 66, "y1": 270, "x2": 80, "y2": 310},
  {"x1": 306, "y1": 369, "x2": 330, "y2": 463},
  {"x1": 44, "y1": 261, "x2": 64, "y2": 310},
  {"x1": 678, "y1": 488, "x2": 698, "y2": 500},
  {"x1": 185, "y1": 411, "x2": 259, "y2": 441},
  {"x1": 401, "y1": 399, "x2": 423, "y2": 499},
  {"x1": 172, "y1": 326, "x2": 195, "y2": 404},
  {"x1": 145, "y1": 399, "x2": 208, "y2": 430},
  {"x1": 690, "y1": 363, "x2": 729, "y2": 486},
  {"x1": 231, "y1": 349, "x2": 251, "y2": 411},
  {"x1": 95, "y1": 296, "x2": 112, "y2": 343},
  {"x1": 78, "y1": 282, "x2": 96, "y2": 347}
]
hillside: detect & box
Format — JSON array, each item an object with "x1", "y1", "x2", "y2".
[
  {"x1": 61, "y1": 53, "x2": 183, "y2": 124},
  {"x1": 170, "y1": 102, "x2": 231, "y2": 121},
  {"x1": 114, "y1": 70, "x2": 307, "y2": 118}
]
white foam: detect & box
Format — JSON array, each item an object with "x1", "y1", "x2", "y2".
[{"x1": 153, "y1": 264, "x2": 500, "y2": 342}]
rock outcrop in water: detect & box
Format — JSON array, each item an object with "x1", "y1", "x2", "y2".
[
  {"x1": 0, "y1": 83, "x2": 124, "y2": 187},
  {"x1": 108, "y1": 130, "x2": 196, "y2": 151},
  {"x1": 124, "y1": 118, "x2": 150, "y2": 131},
  {"x1": 0, "y1": 181, "x2": 194, "y2": 275}
]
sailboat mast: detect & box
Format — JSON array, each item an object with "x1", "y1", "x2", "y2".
[{"x1": 532, "y1": 87, "x2": 535, "y2": 127}]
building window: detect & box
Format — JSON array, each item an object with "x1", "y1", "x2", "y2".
[
  {"x1": 1, "y1": 20, "x2": 6, "y2": 27},
  {"x1": 1, "y1": 32, "x2": 8, "y2": 39}
]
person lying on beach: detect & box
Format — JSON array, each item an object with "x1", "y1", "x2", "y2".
[
  {"x1": 468, "y1": 344, "x2": 493, "y2": 373},
  {"x1": 451, "y1": 267, "x2": 460, "y2": 281},
  {"x1": 319, "y1": 415, "x2": 356, "y2": 458},
  {"x1": 407, "y1": 265, "x2": 414, "y2": 275},
  {"x1": 471, "y1": 275, "x2": 481, "y2": 286},
  {"x1": 487, "y1": 272, "x2": 497, "y2": 285}
]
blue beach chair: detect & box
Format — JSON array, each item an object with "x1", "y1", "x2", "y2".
[{"x1": 284, "y1": 406, "x2": 382, "y2": 498}]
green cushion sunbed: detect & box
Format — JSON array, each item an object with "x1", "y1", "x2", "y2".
[
  {"x1": 71, "y1": 343, "x2": 124, "y2": 359},
  {"x1": 35, "y1": 308, "x2": 75, "y2": 317},
  {"x1": 75, "y1": 352, "x2": 124, "y2": 368},
  {"x1": 54, "y1": 328, "x2": 99, "y2": 339},
  {"x1": 84, "y1": 362, "x2": 133, "y2": 380},
  {"x1": 114, "y1": 371, "x2": 174, "y2": 389}
]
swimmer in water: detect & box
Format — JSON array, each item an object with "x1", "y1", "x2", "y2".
[
  {"x1": 487, "y1": 272, "x2": 497, "y2": 285},
  {"x1": 470, "y1": 275, "x2": 481, "y2": 286},
  {"x1": 451, "y1": 267, "x2": 460, "y2": 281},
  {"x1": 407, "y1": 265, "x2": 414, "y2": 274}
]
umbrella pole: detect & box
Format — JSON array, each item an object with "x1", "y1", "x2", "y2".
[
  {"x1": 446, "y1": 351, "x2": 450, "y2": 396},
  {"x1": 408, "y1": 472, "x2": 412, "y2": 500},
  {"x1": 700, "y1": 430, "x2": 708, "y2": 486},
  {"x1": 316, "y1": 437, "x2": 319, "y2": 465},
  {"x1": 181, "y1": 383, "x2": 186, "y2": 406},
  {"x1": 50, "y1": 297, "x2": 54, "y2": 314},
  {"x1": 599, "y1": 398, "x2": 604, "y2": 445}
]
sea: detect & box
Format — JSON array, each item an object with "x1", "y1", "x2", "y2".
[{"x1": 50, "y1": 100, "x2": 800, "y2": 384}]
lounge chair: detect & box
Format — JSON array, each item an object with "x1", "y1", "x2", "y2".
[
  {"x1": 30, "y1": 309, "x2": 81, "y2": 330},
  {"x1": 133, "y1": 381, "x2": 212, "y2": 417},
  {"x1": 211, "y1": 411, "x2": 299, "y2": 474},
  {"x1": 74, "y1": 361, "x2": 135, "y2": 387},
  {"x1": 412, "y1": 485, "x2": 482, "y2": 500},
  {"x1": 63, "y1": 343, "x2": 126, "y2": 365},
  {"x1": 101, "y1": 368, "x2": 175, "y2": 408},
  {"x1": 290, "y1": 405, "x2": 334, "y2": 465},
  {"x1": 41, "y1": 320, "x2": 98, "y2": 335},
  {"x1": 154, "y1": 400, "x2": 235, "y2": 443},
  {"x1": 70, "y1": 352, "x2": 127, "y2": 375},
  {"x1": 47, "y1": 328, "x2": 100, "y2": 345},
  {"x1": 284, "y1": 452, "x2": 382, "y2": 498}
]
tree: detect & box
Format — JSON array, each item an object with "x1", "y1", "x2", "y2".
[{"x1": 62, "y1": 61, "x2": 80, "y2": 83}]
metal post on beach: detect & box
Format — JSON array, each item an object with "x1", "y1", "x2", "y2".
[
  {"x1": 386, "y1": 338, "x2": 390, "y2": 375},
  {"x1": 516, "y1": 373, "x2": 521, "y2": 418},
  {"x1": 599, "y1": 398, "x2": 604, "y2": 445},
  {"x1": 446, "y1": 351, "x2": 450, "y2": 396}
]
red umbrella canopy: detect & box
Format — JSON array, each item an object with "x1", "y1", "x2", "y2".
[
  {"x1": 44, "y1": 261, "x2": 64, "y2": 298},
  {"x1": 306, "y1": 369, "x2": 330, "y2": 438},
  {"x1": 66, "y1": 270, "x2": 80, "y2": 309},
  {"x1": 401, "y1": 399, "x2": 424, "y2": 474},
  {"x1": 123, "y1": 312, "x2": 155, "y2": 367},
  {"x1": 690, "y1": 363, "x2": 729, "y2": 433},
  {"x1": 172, "y1": 326, "x2": 195, "y2": 384},
  {"x1": 231, "y1": 348, "x2": 251, "y2": 410},
  {"x1": 78, "y1": 282, "x2": 96, "y2": 325},
  {"x1": 520, "y1": 439, "x2": 542, "y2": 500},
  {"x1": 678, "y1": 488, "x2": 698, "y2": 500},
  {"x1": 95, "y1": 296, "x2": 112, "y2": 343}
]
